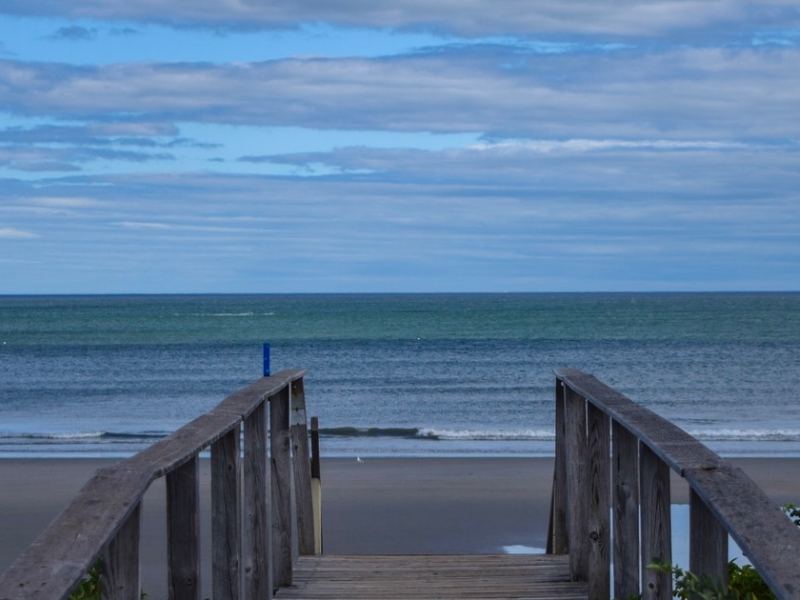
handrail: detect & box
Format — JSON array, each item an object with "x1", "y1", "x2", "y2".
[
  {"x1": 548, "y1": 368, "x2": 800, "y2": 600},
  {"x1": 0, "y1": 369, "x2": 319, "y2": 600}
]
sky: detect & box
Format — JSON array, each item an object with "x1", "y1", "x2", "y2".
[{"x1": 1, "y1": 1, "x2": 799, "y2": 294}]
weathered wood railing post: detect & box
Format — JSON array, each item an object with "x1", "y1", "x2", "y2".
[
  {"x1": 689, "y1": 488, "x2": 728, "y2": 589},
  {"x1": 639, "y1": 444, "x2": 672, "y2": 600},
  {"x1": 612, "y1": 421, "x2": 640, "y2": 600},
  {"x1": 586, "y1": 402, "x2": 610, "y2": 600},
  {"x1": 244, "y1": 399, "x2": 271, "y2": 600},
  {"x1": 270, "y1": 385, "x2": 293, "y2": 589},
  {"x1": 564, "y1": 384, "x2": 589, "y2": 583},
  {"x1": 310, "y1": 417, "x2": 323, "y2": 555},
  {"x1": 100, "y1": 502, "x2": 141, "y2": 600},
  {"x1": 212, "y1": 425, "x2": 242, "y2": 600},
  {"x1": 547, "y1": 378, "x2": 569, "y2": 555},
  {"x1": 166, "y1": 456, "x2": 200, "y2": 600},
  {"x1": 290, "y1": 377, "x2": 315, "y2": 557}
]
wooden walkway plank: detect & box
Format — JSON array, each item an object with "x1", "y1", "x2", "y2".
[{"x1": 274, "y1": 554, "x2": 588, "y2": 600}]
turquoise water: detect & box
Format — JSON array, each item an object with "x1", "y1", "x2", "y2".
[{"x1": 1, "y1": 293, "x2": 799, "y2": 457}]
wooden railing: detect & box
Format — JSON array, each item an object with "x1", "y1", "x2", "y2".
[
  {"x1": 548, "y1": 368, "x2": 800, "y2": 600},
  {"x1": 0, "y1": 369, "x2": 321, "y2": 600}
]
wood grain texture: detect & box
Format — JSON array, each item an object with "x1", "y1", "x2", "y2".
[
  {"x1": 689, "y1": 488, "x2": 728, "y2": 589},
  {"x1": 271, "y1": 387, "x2": 294, "y2": 589},
  {"x1": 166, "y1": 456, "x2": 200, "y2": 600},
  {"x1": 548, "y1": 378, "x2": 569, "y2": 555},
  {"x1": 273, "y1": 554, "x2": 588, "y2": 600},
  {"x1": 290, "y1": 379, "x2": 315, "y2": 557},
  {"x1": 212, "y1": 427, "x2": 242, "y2": 600},
  {"x1": 0, "y1": 371, "x2": 306, "y2": 600},
  {"x1": 244, "y1": 401, "x2": 271, "y2": 600},
  {"x1": 640, "y1": 444, "x2": 672, "y2": 600},
  {"x1": 612, "y1": 421, "x2": 640, "y2": 600},
  {"x1": 586, "y1": 402, "x2": 610, "y2": 600},
  {"x1": 554, "y1": 369, "x2": 720, "y2": 473},
  {"x1": 564, "y1": 386, "x2": 589, "y2": 582},
  {"x1": 683, "y1": 464, "x2": 800, "y2": 600},
  {"x1": 0, "y1": 466, "x2": 150, "y2": 600},
  {"x1": 100, "y1": 503, "x2": 141, "y2": 600}
]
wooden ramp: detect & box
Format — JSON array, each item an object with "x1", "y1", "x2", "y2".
[{"x1": 274, "y1": 554, "x2": 588, "y2": 600}]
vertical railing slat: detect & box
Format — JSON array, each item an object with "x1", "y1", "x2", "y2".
[
  {"x1": 270, "y1": 387, "x2": 293, "y2": 589},
  {"x1": 587, "y1": 402, "x2": 611, "y2": 600},
  {"x1": 690, "y1": 488, "x2": 729, "y2": 589},
  {"x1": 167, "y1": 456, "x2": 200, "y2": 600},
  {"x1": 548, "y1": 378, "x2": 569, "y2": 554},
  {"x1": 244, "y1": 401, "x2": 272, "y2": 600},
  {"x1": 612, "y1": 420, "x2": 640, "y2": 600},
  {"x1": 564, "y1": 385, "x2": 589, "y2": 581},
  {"x1": 290, "y1": 378, "x2": 315, "y2": 556},
  {"x1": 640, "y1": 444, "x2": 672, "y2": 600},
  {"x1": 310, "y1": 416, "x2": 323, "y2": 555},
  {"x1": 100, "y1": 503, "x2": 141, "y2": 600},
  {"x1": 212, "y1": 426, "x2": 242, "y2": 600}
]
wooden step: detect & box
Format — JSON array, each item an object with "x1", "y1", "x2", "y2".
[{"x1": 274, "y1": 554, "x2": 588, "y2": 599}]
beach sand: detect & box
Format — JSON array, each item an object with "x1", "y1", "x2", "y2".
[{"x1": 1, "y1": 457, "x2": 799, "y2": 596}]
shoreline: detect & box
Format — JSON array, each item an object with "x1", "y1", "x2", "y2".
[{"x1": 1, "y1": 457, "x2": 799, "y2": 595}]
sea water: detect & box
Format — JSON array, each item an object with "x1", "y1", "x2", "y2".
[{"x1": 1, "y1": 293, "x2": 799, "y2": 458}]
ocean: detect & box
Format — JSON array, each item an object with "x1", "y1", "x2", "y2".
[{"x1": 1, "y1": 293, "x2": 799, "y2": 458}]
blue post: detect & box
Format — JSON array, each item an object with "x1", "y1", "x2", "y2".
[{"x1": 263, "y1": 343, "x2": 271, "y2": 376}]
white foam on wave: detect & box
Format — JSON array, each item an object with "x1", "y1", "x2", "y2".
[
  {"x1": 689, "y1": 428, "x2": 800, "y2": 442},
  {"x1": 0, "y1": 431, "x2": 106, "y2": 440},
  {"x1": 418, "y1": 428, "x2": 554, "y2": 441}
]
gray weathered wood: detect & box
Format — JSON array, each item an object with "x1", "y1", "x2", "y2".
[
  {"x1": 554, "y1": 368, "x2": 720, "y2": 473},
  {"x1": 556, "y1": 368, "x2": 800, "y2": 600},
  {"x1": 0, "y1": 466, "x2": 150, "y2": 600},
  {"x1": 244, "y1": 400, "x2": 272, "y2": 600},
  {"x1": 290, "y1": 378, "x2": 315, "y2": 557},
  {"x1": 564, "y1": 385, "x2": 589, "y2": 582},
  {"x1": 310, "y1": 416, "x2": 323, "y2": 555},
  {"x1": 587, "y1": 402, "x2": 610, "y2": 600},
  {"x1": 640, "y1": 444, "x2": 672, "y2": 600},
  {"x1": 212, "y1": 426, "x2": 242, "y2": 600},
  {"x1": 0, "y1": 371, "x2": 307, "y2": 600},
  {"x1": 167, "y1": 456, "x2": 200, "y2": 600},
  {"x1": 613, "y1": 420, "x2": 640, "y2": 600},
  {"x1": 273, "y1": 554, "x2": 588, "y2": 600},
  {"x1": 548, "y1": 378, "x2": 569, "y2": 555},
  {"x1": 689, "y1": 488, "x2": 728, "y2": 589},
  {"x1": 270, "y1": 386, "x2": 294, "y2": 589},
  {"x1": 100, "y1": 502, "x2": 141, "y2": 600},
  {"x1": 683, "y1": 464, "x2": 800, "y2": 600}
]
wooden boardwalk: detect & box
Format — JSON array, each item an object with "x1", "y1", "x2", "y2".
[
  {"x1": 273, "y1": 554, "x2": 588, "y2": 600},
  {"x1": 5, "y1": 369, "x2": 800, "y2": 600}
]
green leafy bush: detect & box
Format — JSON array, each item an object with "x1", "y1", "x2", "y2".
[
  {"x1": 626, "y1": 503, "x2": 799, "y2": 600},
  {"x1": 648, "y1": 558, "x2": 776, "y2": 600},
  {"x1": 69, "y1": 562, "x2": 101, "y2": 600}
]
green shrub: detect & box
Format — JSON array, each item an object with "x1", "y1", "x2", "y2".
[
  {"x1": 69, "y1": 562, "x2": 101, "y2": 600},
  {"x1": 628, "y1": 503, "x2": 799, "y2": 600}
]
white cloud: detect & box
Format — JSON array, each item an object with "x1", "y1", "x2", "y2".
[
  {"x1": 1, "y1": 47, "x2": 799, "y2": 142},
  {"x1": 27, "y1": 197, "x2": 102, "y2": 208},
  {"x1": 0, "y1": 227, "x2": 40, "y2": 238}
]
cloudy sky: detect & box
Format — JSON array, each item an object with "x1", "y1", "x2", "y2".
[{"x1": 1, "y1": 1, "x2": 798, "y2": 294}]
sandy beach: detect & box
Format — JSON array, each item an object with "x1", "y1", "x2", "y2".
[{"x1": 1, "y1": 457, "x2": 799, "y2": 596}]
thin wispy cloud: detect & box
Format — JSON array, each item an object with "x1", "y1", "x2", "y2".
[
  {"x1": 0, "y1": 227, "x2": 40, "y2": 239},
  {"x1": 4, "y1": 0, "x2": 800, "y2": 37}
]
